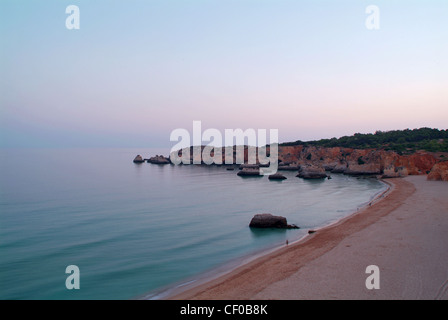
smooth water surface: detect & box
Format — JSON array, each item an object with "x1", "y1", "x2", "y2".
[{"x1": 0, "y1": 148, "x2": 386, "y2": 299}]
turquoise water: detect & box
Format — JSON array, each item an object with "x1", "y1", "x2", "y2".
[{"x1": 0, "y1": 148, "x2": 386, "y2": 299}]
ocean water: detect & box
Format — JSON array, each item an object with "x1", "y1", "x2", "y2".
[{"x1": 0, "y1": 148, "x2": 386, "y2": 300}]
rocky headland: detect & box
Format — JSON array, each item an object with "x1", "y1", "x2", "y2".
[
  {"x1": 277, "y1": 145, "x2": 445, "y2": 180},
  {"x1": 134, "y1": 145, "x2": 448, "y2": 181}
]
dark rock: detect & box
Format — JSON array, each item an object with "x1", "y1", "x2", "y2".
[
  {"x1": 147, "y1": 155, "x2": 170, "y2": 165},
  {"x1": 322, "y1": 163, "x2": 337, "y2": 171},
  {"x1": 268, "y1": 173, "x2": 287, "y2": 180},
  {"x1": 133, "y1": 155, "x2": 145, "y2": 163},
  {"x1": 278, "y1": 165, "x2": 300, "y2": 171},
  {"x1": 249, "y1": 213, "x2": 299, "y2": 229},
  {"x1": 237, "y1": 168, "x2": 261, "y2": 176},
  {"x1": 297, "y1": 165, "x2": 328, "y2": 179}
]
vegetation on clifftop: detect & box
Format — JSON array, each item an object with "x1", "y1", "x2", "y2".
[{"x1": 281, "y1": 128, "x2": 448, "y2": 154}]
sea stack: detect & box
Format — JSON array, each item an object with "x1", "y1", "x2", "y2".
[
  {"x1": 297, "y1": 165, "x2": 328, "y2": 179},
  {"x1": 239, "y1": 164, "x2": 260, "y2": 170},
  {"x1": 268, "y1": 173, "x2": 287, "y2": 180},
  {"x1": 249, "y1": 213, "x2": 299, "y2": 229},
  {"x1": 147, "y1": 155, "x2": 170, "y2": 165},
  {"x1": 133, "y1": 155, "x2": 144, "y2": 163}
]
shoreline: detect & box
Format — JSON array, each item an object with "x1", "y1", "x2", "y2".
[
  {"x1": 166, "y1": 175, "x2": 448, "y2": 299},
  {"x1": 157, "y1": 177, "x2": 393, "y2": 300}
]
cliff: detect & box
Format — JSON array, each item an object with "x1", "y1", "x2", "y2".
[
  {"x1": 277, "y1": 145, "x2": 441, "y2": 177},
  {"x1": 165, "y1": 144, "x2": 445, "y2": 178}
]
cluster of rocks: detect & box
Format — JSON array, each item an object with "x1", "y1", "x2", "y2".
[
  {"x1": 133, "y1": 154, "x2": 171, "y2": 164},
  {"x1": 147, "y1": 155, "x2": 170, "y2": 165},
  {"x1": 277, "y1": 159, "x2": 383, "y2": 179},
  {"x1": 277, "y1": 145, "x2": 446, "y2": 178},
  {"x1": 134, "y1": 149, "x2": 448, "y2": 182}
]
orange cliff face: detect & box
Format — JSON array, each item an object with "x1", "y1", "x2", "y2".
[
  {"x1": 394, "y1": 152, "x2": 439, "y2": 175},
  {"x1": 427, "y1": 162, "x2": 448, "y2": 181},
  {"x1": 277, "y1": 145, "x2": 441, "y2": 176}
]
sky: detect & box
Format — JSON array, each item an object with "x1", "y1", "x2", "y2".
[{"x1": 1, "y1": 0, "x2": 447, "y2": 148}]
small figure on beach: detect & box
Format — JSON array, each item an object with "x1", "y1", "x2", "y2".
[{"x1": 286, "y1": 239, "x2": 289, "y2": 246}]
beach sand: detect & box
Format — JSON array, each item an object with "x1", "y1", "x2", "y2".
[{"x1": 169, "y1": 176, "x2": 448, "y2": 300}]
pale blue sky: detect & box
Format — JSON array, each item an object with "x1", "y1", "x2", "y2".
[{"x1": 1, "y1": 0, "x2": 447, "y2": 148}]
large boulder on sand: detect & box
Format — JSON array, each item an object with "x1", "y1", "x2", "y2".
[
  {"x1": 249, "y1": 214, "x2": 299, "y2": 229},
  {"x1": 278, "y1": 164, "x2": 300, "y2": 171},
  {"x1": 427, "y1": 162, "x2": 448, "y2": 181}
]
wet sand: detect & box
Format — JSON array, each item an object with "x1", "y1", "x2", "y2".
[{"x1": 169, "y1": 176, "x2": 448, "y2": 300}]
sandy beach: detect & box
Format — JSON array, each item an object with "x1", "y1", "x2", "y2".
[{"x1": 169, "y1": 175, "x2": 448, "y2": 300}]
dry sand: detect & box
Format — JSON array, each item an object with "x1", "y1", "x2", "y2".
[{"x1": 169, "y1": 176, "x2": 448, "y2": 300}]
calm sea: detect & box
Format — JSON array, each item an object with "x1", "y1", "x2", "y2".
[{"x1": 0, "y1": 148, "x2": 386, "y2": 300}]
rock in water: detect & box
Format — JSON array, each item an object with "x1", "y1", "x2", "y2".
[
  {"x1": 133, "y1": 155, "x2": 144, "y2": 163},
  {"x1": 268, "y1": 173, "x2": 287, "y2": 180},
  {"x1": 297, "y1": 165, "x2": 328, "y2": 179},
  {"x1": 249, "y1": 213, "x2": 299, "y2": 229},
  {"x1": 147, "y1": 155, "x2": 170, "y2": 164},
  {"x1": 237, "y1": 168, "x2": 261, "y2": 176},
  {"x1": 239, "y1": 164, "x2": 260, "y2": 170}
]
